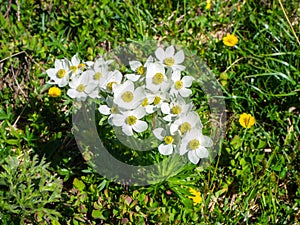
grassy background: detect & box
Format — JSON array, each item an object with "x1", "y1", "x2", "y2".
[{"x1": 0, "y1": 0, "x2": 299, "y2": 224}]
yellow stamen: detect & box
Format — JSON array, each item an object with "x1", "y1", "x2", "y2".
[
  {"x1": 164, "y1": 136, "x2": 174, "y2": 145},
  {"x1": 57, "y1": 69, "x2": 66, "y2": 78},
  {"x1": 76, "y1": 84, "x2": 86, "y2": 92},
  {"x1": 94, "y1": 72, "x2": 102, "y2": 80},
  {"x1": 189, "y1": 139, "x2": 200, "y2": 150},
  {"x1": 164, "y1": 57, "x2": 175, "y2": 67},
  {"x1": 175, "y1": 80, "x2": 183, "y2": 90},
  {"x1": 142, "y1": 98, "x2": 149, "y2": 106},
  {"x1": 126, "y1": 115, "x2": 137, "y2": 125},
  {"x1": 179, "y1": 122, "x2": 191, "y2": 135},
  {"x1": 137, "y1": 66, "x2": 145, "y2": 75},
  {"x1": 121, "y1": 91, "x2": 134, "y2": 103},
  {"x1": 153, "y1": 96, "x2": 161, "y2": 105},
  {"x1": 153, "y1": 73, "x2": 164, "y2": 84},
  {"x1": 172, "y1": 105, "x2": 182, "y2": 114}
]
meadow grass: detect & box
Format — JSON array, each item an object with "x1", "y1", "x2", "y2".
[{"x1": 0, "y1": 0, "x2": 299, "y2": 224}]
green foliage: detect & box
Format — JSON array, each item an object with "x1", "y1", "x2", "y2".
[{"x1": 0, "y1": 153, "x2": 63, "y2": 224}]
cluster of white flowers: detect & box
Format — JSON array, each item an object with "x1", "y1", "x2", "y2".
[{"x1": 46, "y1": 46, "x2": 213, "y2": 164}]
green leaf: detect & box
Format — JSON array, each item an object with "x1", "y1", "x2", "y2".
[
  {"x1": 6, "y1": 139, "x2": 19, "y2": 146},
  {"x1": 73, "y1": 178, "x2": 86, "y2": 191},
  {"x1": 92, "y1": 209, "x2": 104, "y2": 219},
  {"x1": 230, "y1": 135, "x2": 243, "y2": 149}
]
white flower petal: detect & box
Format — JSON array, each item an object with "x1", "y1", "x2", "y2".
[
  {"x1": 196, "y1": 146, "x2": 209, "y2": 158},
  {"x1": 161, "y1": 103, "x2": 170, "y2": 114},
  {"x1": 171, "y1": 70, "x2": 181, "y2": 81},
  {"x1": 122, "y1": 125, "x2": 133, "y2": 136},
  {"x1": 153, "y1": 128, "x2": 165, "y2": 141},
  {"x1": 170, "y1": 123, "x2": 179, "y2": 135},
  {"x1": 71, "y1": 54, "x2": 80, "y2": 65},
  {"x1": 155, "y1": 47, "x2": 165, "y2": 62},
  {"x1": 179, "y1": 142, "x2": 188, "y2": 155},
  {"x1": 199, "y1": 135, "x2": 213, "y2": 147},
  {"x1": 132, "y1": 120, "x2": 148, "y2": 133},
  {"x1": 129, "y1": 61, "x2": 142, "y2": 71},
  {"x1": 132, "y1": 106, "x2": 146, "y2": 119},
  {"x1": 182, "y1": 76, "x2": 194, "y2": 87},
  {"x1": 179, "y1": 88, "x2": 192, "y2": 97},
  {"x1": 111, "y1": 114, "x2": 124, "y2": 127},
  {"x1": 188, "y1": 151, "x2": 200, "y2": 164},
  {"x1": 159, "y1": 144, "x2": 173, "y2": 155},
  {"x1": 67, "y1": 89, "x2": 77, "y2": 99},
  {"x1": 125, "y1": 74, "x2": 140, "y2": 82},
  {"x1": 174, "y1": 50, "x2": 184, "y2": 64},
  {"x1": 98, "y1": 105, "x2": 111, "y2": 115},
  {"x1": 165, "y1": 46, "x2": 175, "y2": 57}
]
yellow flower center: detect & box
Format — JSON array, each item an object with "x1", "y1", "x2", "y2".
[
  {"x1": 57, "y1": 69, "x2": 66, "y2": 78},
  {"x1": 126, "y1": 115, "x2": 137, "y2": 125},
  {"x1": 172, "y1": 105, "x2": 182, "y2": 114},
  {"x1": 175, "y1": 80, "x2": 183, "y2": 90},
  {"x1": 70, "y1": 66, "x2": 77, "y2": 73},
  {"x1": 76, "y1": 84, "x2": 86, "y2": 92},
  {"x1": 164, "y1": 57, "x2": 175, "y2": 67},
  {"x1": 137, "y1": 66, "x2": 145, "y2": 75},
  {"x1": 153, "y1": 73, "x2": 164, "y2": 84},
  {"x1": 94, "y1": 72, "x2": 102, "y2": 80},
  {"x1": 164, "y1": 136, "x2": 174, "y2": 145},
  {"x1": 179, "y1": 122, "x2": 191, "y2": 135},
  {"x1": 153, "y1": 96, "x2": 161, "y2": 105},
  {"x1": 78, "y1": 63, "x2": 85, "y2": 69},
  {"x1": 142, "y1": 98, "x2": 149, "y2": 106},
  {"x1": 107, "y1": 82, "x2": 117, "y2": 90},
  {"x1": 121, "y1": 91, "x2": 134, "y2": 103},
  {"x1": 189, "y1": 139, "x2": 200, "y2": 150}
]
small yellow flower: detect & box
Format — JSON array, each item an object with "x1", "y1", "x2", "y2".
[
  {"x1": 206, "y1": 0, "x2": 211, "y2": 9},
  {"x1": 188, "y1": 188, "x2": 202, "y2": 205},
  {"x1": 239, "y1": 113, "x2": 255, "y2": 128},
  {"x1": 48, "y1": 86, "x2": 61, "y2": 97},
  {"x1": 223, "y1": 33, "x2": 238, "y2": 47}
]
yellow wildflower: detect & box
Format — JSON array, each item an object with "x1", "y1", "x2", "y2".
[
  {"x1": 206, "y1": 0, "x2": 211, "y2": 10},
  {"x1": 223, "y1": 33, "x2": 238, "y2": 47},
  {"x1": 239, "y1": 113, "x2": 255, "y2": 128},
  {"x1": 188, "y1": 188, "x2": 202, "y2": 205},
  {"x1": 48, "y1": 86, "x2": 62, "y2": 97}
]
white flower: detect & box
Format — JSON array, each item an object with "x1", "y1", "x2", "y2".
[
  {"x1": 145, "y1": 62, "x2": 170, "y2": 92},
  {"x1": 110, "y1": 106, "x2": 148, "y2": 136},
  {"x1": 179, "y1": 128, "x2": 212, "y2": 164},
  {"x1": 141, "y1": 91, "x2": 169, "y2": 114},
  {"x1": 125, "y1": 56, "x2": 153, "y2": 82},
  {"x1": 113, "y1": 80, "x2": 145, "y2": 110},
  {"x1": 98, "y1": 96, "x2": 120, "y2": 125},
  {"x1": 153, "y1": 128, "x2": 176, "y2": 155},
  {"x1": 84, "y1": 63, "x2": 110, "y2": 90},
  {"x1": 155, "y1": 45, "x2": 185, "y2": 71},
  {"x1": 161, "y1": 95, "x2": 193, "y2": 122},
  {"x1": 46, "y1": 59, "x2": 70, "y2": 87},
  {"x1": 67, "y1": 73, "x2": 98, "y2": 101},
  {"x1": 102, "y1": 70, "x2": 123, "y2": 93},
  {"x1": 170, "y1": 70, "x2": 194, "y2": 97},
  {"x1": 69, "y1": 54, "x2": 85, "y2": 77},
  {"x1": 170, "y1": 111, "x2": 202, "y2": 136},
  {"x1": 94, "y1": 57, "x2": 114, "y2": 68}
]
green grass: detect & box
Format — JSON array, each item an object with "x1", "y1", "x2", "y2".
[{"x1": 0, "y1": 0, "x2": 299, "y2": 224}]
